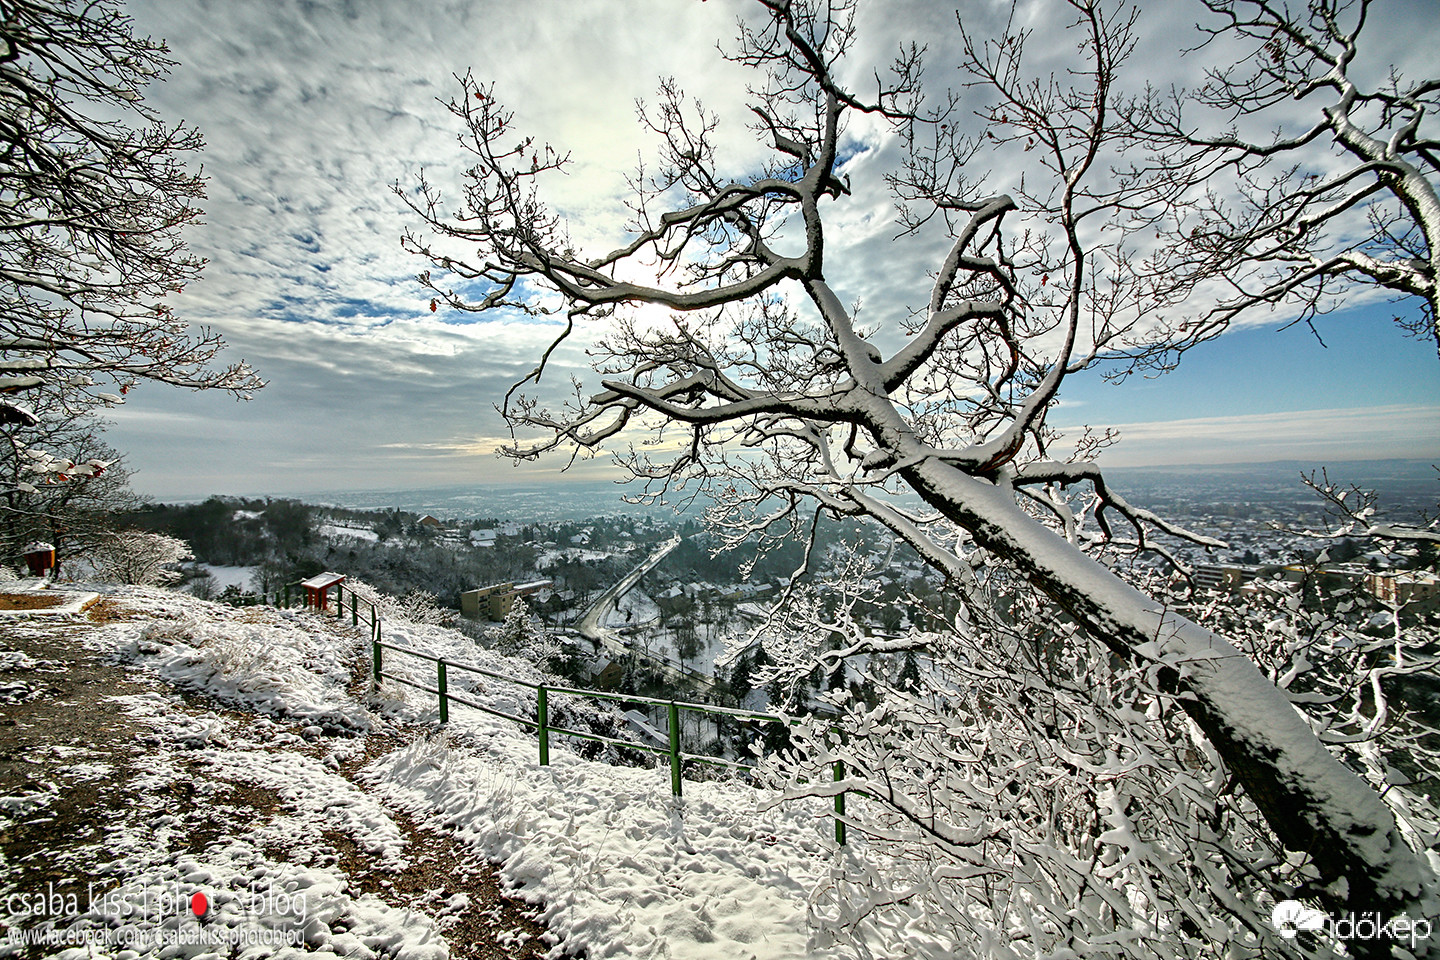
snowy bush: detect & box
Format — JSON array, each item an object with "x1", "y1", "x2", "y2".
[
  {"x1": 340, "y1": 579, "x2": 454, "y2": 628},
  {"x1": 745, "y1": 557, "x2": 1440, "y2": 959},
  {"x1": 110, "y1": 590, "x2": 370, "y2": 732},
  {"x1": 89, "y1": 530, "x2": 193, "y2": 585},
  {"x1": 489, "y1": 598, "x2": 561, "y2": 669}
]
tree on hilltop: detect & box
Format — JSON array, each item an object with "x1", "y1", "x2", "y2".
[
  {"x1": 0, "y1": 397, "x2": 141, "y2": 572},
  {"x1": 1124, "y1": 0, "x2": 1440, "y2": 364},
  {"x1": 0, "y1": 0, "x2": 261, "y2": 493},
  {"x1": 401, "y1": 0, "x2": 1438, "y2": 952}
]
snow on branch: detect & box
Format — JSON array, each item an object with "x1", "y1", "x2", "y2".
[
  {"x1": 1293, "y1": 467, "x2": 1440, "y2": 546},
  {"x1": 1119, "y1": 0, "x2": 1440, "y2": 368},
  {"x1": 404, "y1": 0, "x2": 1440, "y2": 933}
]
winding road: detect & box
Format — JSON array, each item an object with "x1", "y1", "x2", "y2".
[{"x1": 575, "y1": 535, "x2": 715, "y2": 689}]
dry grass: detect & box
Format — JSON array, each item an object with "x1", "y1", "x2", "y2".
[{"x1": 85, "y1": 598, "x2": 132, "y2": 623}]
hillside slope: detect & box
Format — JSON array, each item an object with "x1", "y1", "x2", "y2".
[{"x1": 0, "y1": 585, "x2": 845, "y2": 960}]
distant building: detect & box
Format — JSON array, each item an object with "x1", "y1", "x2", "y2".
[
  {"x1": 593, "y1": 660, "x2": 625, "y2": 690},
  {"x1": 1193, "y1": 564, "x2": 1259, "y2": 592},
  {"x1": 1194, "y1": 562, "x2": 1383, "y2": 595},
  {"x1": 418, "y1": 515, "x2": 443, "y2": 529},
  {"x1": 1366, "y1": 571, "x2": 1440, "y2": 609},
  {"x1": 460, "y1": 579, "x2": 552, "y2": 621}
]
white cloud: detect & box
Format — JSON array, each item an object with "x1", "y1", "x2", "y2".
[
  {"x1": 101, "y1": 0, "x2": 1440, "y2": 499},
  {"x1": 1056, "y1": 404, "x2": 1440, "y2": 467}
]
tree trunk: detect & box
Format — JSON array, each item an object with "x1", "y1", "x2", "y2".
[{"x1": 903, "y1": 458, "x2": 1436, "y2": 932}]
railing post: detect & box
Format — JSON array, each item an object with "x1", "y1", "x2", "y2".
[
  {"x1": 668, "y1": 701, "x2": 682, "y2": 797},
  {"x1": 437, "y1": 660, "x2": 449, "y2": 724},
  {"x1": 351, "y1": 595, "x2": 358, "y2": 627},
  {"x1": 372, "y1": 638, "x2": 382, "y2": 682},
  {"x1": 335, "y1": 582, "x2": 343, "y2": 614},
  {"x1": 370, "y1": 604, "x2": 377, "y2": 641},
  {"x1": 834, "y1": 759, "x2": 847, "y2": 847},
  {"x1": 537, "y1": 686, "x2": 550, "y2": 766},
  {"x1": 284, "y1": 584, "x2": 291, "y2": 608}
]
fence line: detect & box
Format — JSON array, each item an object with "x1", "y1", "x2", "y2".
[{"x1": 264, "y1": 578, "x2": 849, "y2": 845}]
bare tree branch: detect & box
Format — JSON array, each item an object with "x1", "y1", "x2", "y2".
[{"x1": 403, "y1": 0, "x2": 1439, "y2": 935}]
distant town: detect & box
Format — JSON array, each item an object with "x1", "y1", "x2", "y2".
[{"x1": 116, "y1": 459, "x2": 1437, "y2": 720}]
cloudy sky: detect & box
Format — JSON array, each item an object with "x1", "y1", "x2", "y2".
[{"x1": 105, "y1": 0, "x2": 1440, "y2": 501}]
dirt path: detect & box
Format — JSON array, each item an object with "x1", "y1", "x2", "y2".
[{"x1": 0, "y1": 599, "x2": 554, "y2": 960}]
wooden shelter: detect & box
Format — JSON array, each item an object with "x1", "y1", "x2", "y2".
[{"x1": 301, "y1": 572, "x2": 346, "y2": 611}]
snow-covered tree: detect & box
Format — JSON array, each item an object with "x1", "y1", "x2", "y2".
[
  {"x1": 0, "y1": 433, "x2": 140, "y2": 574},
  {"x1": 1123, "y1": 0, "x2": 1440, "y2": 364},
  {"x1": 491, "y1": 598, "x2": 561, "y2": 669},
  {"x1": 0, "y1": 0, "x2": 262, "y2": 485},
  {"x1": 0, "y1": 373, "x2": 152, "y2": 571},
  {"x1": 744, "y1": 539, "x2": 1439, "y2": 956},
  {"x1": 89, "y1": 529, "x2": 191, "y2": 585},
  {"x1": 401, "y1": 0, "x2": 1437, "y2": 939}
]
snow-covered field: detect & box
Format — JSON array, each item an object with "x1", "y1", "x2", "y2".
[
  {"x1": 317, "y1": 522, "x2": 381, "y2": 543},
  {"x1": 0, "y1": 585, "x2": 852, "y2": 959},
  {"x1": 193, "y1": 564, "x2": 259, "y2": 590}
]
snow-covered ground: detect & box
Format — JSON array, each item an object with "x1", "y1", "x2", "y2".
[
  {"x1": 610, "y1": 587, "x2": 662, "y2": 627},
  {"x1": 317, "y1": 522, "x2": 381, "y2": 543},
  {"x1": 536, "y1": 547, "x2": 614, "y2": 567},
  {"x1": 0, "y1": 585, "x2": 853, "y2": 959},
  {"x1": 342, "y1": 595, "x2": 848, "y2": 959},
  {"x1": 368, "y1": 730, "x2": 836, "y2": 960},
  {"x1": 607, "y1": 589, "x2": 757, "y2": 682},
  {"x1": 194, "y1": 564, "x2": 258, "y2": 590}
]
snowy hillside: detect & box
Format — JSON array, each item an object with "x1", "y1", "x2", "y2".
[{"x1": 0, "y1": 583, "x2": 849, "y2": 960}]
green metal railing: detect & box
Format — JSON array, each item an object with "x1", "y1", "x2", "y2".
[
  {"x1": 372, "y1": 637, "x2": 783, "y2": 790},
  {"x1": 274, "y1": 579, "x2": 382, "y2": 644},
  {"x1": 274, "y1": 578, "x2": 851, "y2": 845}
]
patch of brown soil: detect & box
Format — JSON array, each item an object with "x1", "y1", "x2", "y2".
[
  {"x1": 0, "y1": 617, "x2": 172, "y2": 958},
  {"x1": 176, "y1": 763, "x2": 287, "y2": 855},
  {"x1": 0, "y1": 594, "x2": 64, "y2": 610},
  {"x1": 324, "y1": 809, "x2": 552, "y2": 960},
  {"x1": 84, "y1": 598, "x2": 131, "y2": 624}
]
